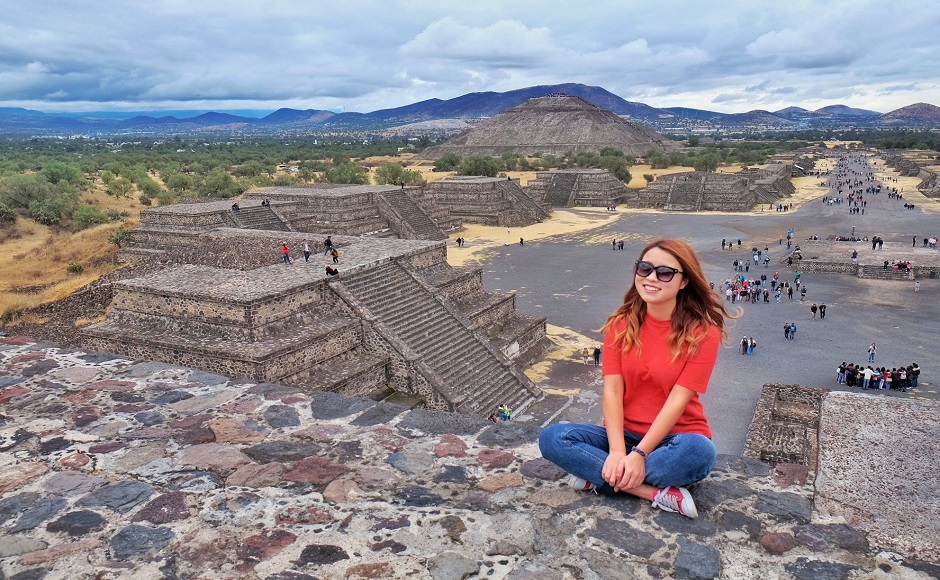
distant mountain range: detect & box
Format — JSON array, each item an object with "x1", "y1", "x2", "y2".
[{"x1": 3, "y1": 83, "x2": 940, "y2": 137}]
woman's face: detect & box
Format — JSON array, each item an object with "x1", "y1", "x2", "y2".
[{"x1": 634, "y1": 246, "x2": 689, "y2": 317}]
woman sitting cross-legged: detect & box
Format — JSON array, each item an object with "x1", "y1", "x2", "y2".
[{"x1": 539, "y1": 239, "x2": 736, "y2": 518}]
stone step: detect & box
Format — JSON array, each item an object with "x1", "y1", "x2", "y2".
[{"x1": 338, "y1": 260, "x2": 535, "y2": 415}]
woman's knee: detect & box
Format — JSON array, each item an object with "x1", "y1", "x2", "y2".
[{"x1": 646, "y1": 434, "x2": 716, "y2": 487}]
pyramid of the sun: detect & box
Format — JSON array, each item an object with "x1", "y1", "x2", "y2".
[{"x1": 417, "y1": 94, "x2": 679, "y2": 159}]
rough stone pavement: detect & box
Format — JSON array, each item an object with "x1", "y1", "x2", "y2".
[{"x1": 1, "y1": 336, "x2": 938, "y2": 580}]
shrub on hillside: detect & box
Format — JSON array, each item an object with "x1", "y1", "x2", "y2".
[
  {"x1": 73, "y1": 205, "x2": 109, "y2": 229},
  {"x1": 66, "y1": 262, "x2": 84, "y2": 274},
  {"x1": 457, "y1": 156, "x2": 499, "y2": 177},
  {"x1": 0, "y1": 201, "x2": 15, "y2": 223},
  {"x1": 108, "y1": 227, "x2": 130, "y2": 248},
  {"x1": 433, "y1": 153, "x2": 461, "y2": 172}
]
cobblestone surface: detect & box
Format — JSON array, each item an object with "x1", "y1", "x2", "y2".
[{"x1": 2, "y1": 337, "x2": 938, "y2": 579}]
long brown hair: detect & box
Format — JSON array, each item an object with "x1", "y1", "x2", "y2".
[{"x1": 600, "y1": 239, "x2": 735, "y2": 360}]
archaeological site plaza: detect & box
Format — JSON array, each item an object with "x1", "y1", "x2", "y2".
[{"x1": 2, "y1": 95, "x2": 939, "y2": 577}]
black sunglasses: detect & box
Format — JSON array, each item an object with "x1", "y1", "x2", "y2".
[{"x1": 635, "y1": 260, "x2": 683, "y2": 282}]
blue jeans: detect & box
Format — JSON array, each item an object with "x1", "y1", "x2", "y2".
[{"x1": 538, "y1": 423, "x2": 716, "y2": 494}]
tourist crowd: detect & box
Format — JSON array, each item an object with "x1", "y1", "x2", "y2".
[{"x1": 836, "y1": 362, "x2": 921, "y2": 392}]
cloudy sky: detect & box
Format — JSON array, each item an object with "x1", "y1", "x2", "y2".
[{"x1": 2, "y1": 0, "x2": 938, "y2": 115}]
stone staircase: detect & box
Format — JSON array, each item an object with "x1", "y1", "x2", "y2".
[
  {"x1": 497, "y1": 180, "x2": 551, "y2": 222},
  {"x1": 664, "y1": 175, "x2": 704, "y2": 211},
  {"x1": 376, "y1": 190, "x2": 448, "y2": 240},
  {"x1": 336, "y1": 261, "x2": 539, "y2": 416},
  {"x1": 857, "y1": 264, "x2": 915, "y2": 281},
  {"x1": 541, "y1": 172, "x2": 580, "y2": 207},
  {"x1": 231, "y1": 206, "x2": 292, "y2": 231}
]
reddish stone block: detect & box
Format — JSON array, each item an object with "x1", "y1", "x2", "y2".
[
  {"x1": 0, "y1": 463, "x2": 48, "y2": 493},
  {"x1": 0, "y1": 335, "x2": 35, "y2": 345},
  {"x1": 477, "y1": 448, "x2": 515, "y2": 469},
  {"x1": 323, "y1": 479, "x2": 359, "y2": 503},
  {"x1": 59, "y1": 452, "x2": 91, "y2": 469},
  {"x1": 434, "y1": 434, "x2": 468, "y2": 458},
  {"x1": 62, "y1": 389, "x2": 99, "y2": 404},
  {"x1": 760, "y1": 532, "x2": 797, "y2": 554},
  {"x1": 0, "y1": 385, "x2": 30, "y2": 404},
  {"x1": 218, "y1": 395, "x2": 264, "y2": 414},
  {"x1": 226, "y1": 462, "x2": 284, "y2": 488},
  {"x1": 346, "y1": 562, "x2": 393, "y2": 578},
  {"x1": 774, "y1": 463, "x2": 809, "y2": 487},
  {"x1": 169, "y1": 414, "x2": 213, "y2": 429},
  {"x1": 476, "y1": 473, "x2": 524, "y2": 492},
  {"x1": 369, "y1": 427, "x2": 409, "y2": 452},
  {"x1": 207, "y1": 418, "x2": 267, "y2": 444},
  {"x1": 237, "y1": 530, "x2": 297, "y2": 564},
  {"x1": 283, "y1": 456, "x2": 351, "y2": 485},
  {"x1": 17, "y1": 538, "x2": 103, "y2": 565},
  {"x1": 11, "y1": 351, "x2": 45, "y2": 363},
  {"x1": 130, "y1": 491, "x2": 191, "y2": 524},
  {"x1": 177, "y1": 443, "x2": 252, "y2": 473}
]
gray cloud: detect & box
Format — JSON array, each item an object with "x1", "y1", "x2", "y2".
[{"x1": 0, "y1": 0, "x2": 937, "y2": 114}]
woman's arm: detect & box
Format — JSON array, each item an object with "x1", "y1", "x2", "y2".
[
  {"x1": 600, "y1": 374, "x2": 630, "y2": 488},
  {"x1": 614, "y1": 384, "x2": 696, "y2": 491}
]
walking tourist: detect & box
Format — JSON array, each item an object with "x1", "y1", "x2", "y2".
[{"x1": 540, "y1": 239, "x2": 735, "y2": 519}]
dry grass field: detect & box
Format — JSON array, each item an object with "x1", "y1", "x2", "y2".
[{"x1": 0, "y1": 179, "x2": 141, "y2": 323}]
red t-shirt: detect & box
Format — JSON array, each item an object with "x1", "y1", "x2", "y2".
[{"x1": 602, "y1": 314, "x2": 719, "y2": 438}]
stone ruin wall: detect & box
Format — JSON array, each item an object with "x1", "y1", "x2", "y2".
[
  {"x1": 425, "y1": 178, "x2": 533, "y2": 227},
  {"x1": 882, "y1": 153, "x2": 925, "y2": 177},
  {"x1": 917, "y1": 168, "x2": 940, "y2": 198},
  {"x1": 569, "y1": 171, "x2": 628, "y2": 207},
  {"x1": 744, "y1": 383, "x2": 822, "y2": 467},
  {"x1": 138, "y1": 208, "x2": 236, "y2": 231},
  {"x1": 525, "y1": 169, "x2": 626, "y2": 208}
]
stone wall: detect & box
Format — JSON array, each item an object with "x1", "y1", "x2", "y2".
[
  {"x1": 525, "y1": 169, "x2": 626, "y2": 208},
  {"x1": 744, "y1": 383, "x2": 822, "y2": 467}
]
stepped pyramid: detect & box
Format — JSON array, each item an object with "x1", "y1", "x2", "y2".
[
  {"x1": 417, "y1": 94, "x2": 678, "y2": 159},
  {"x1": 84, "y1": 226, "x2": 547, "y2": 417}
]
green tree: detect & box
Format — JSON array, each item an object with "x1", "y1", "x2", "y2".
[
  {"x1": 457, "y1": 156, "x2": 500, "y2": 177},
  {"x1": 199, "y1": 169, "x2": 242, "y2": 198},
  {"x1": 692, "y1": 152, "x2": 720, "y2": 172},
  {"x1": 432, "y1": 153, "x2": 461, "y2": 172},
  {"x1": 0, "y1": 173, "x2": 53, "y2": 209},
  {"x1": 374, "y1": 163, "x2": 426, "y2": 186},
  {"x1": 327, "y1": 162, "x2": 370, "y2": 184},
  {"x1": 72, "y1": 204, "x2": 109, "y2": 229},
  {"x1": 164, "y1": 173, "x2": 193, "y2": 194},
  {"x1": 600, "y1": 157, "x2": 632, "y2": 183},
  {"x1": 28, "y1": 193, "x2": 73, "y2": 225},
  {"x1": 40, "y1": 161, "x2": 84, "y2": 187},
  {"x1": 106, "y1": 177, "x2": 135, "y2": 198}
]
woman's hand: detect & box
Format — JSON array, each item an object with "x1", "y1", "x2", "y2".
[{"x1": 602, "y1": 451, "x2": 646, "y2": 492}]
